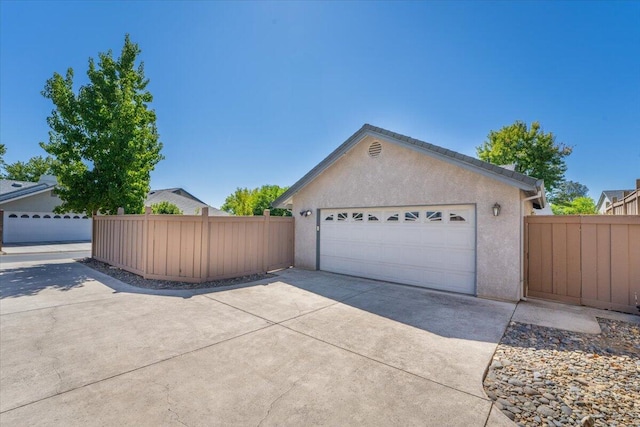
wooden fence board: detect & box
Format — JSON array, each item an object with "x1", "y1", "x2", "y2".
[
  {"x1": 94, "y1": 210, "x2": 294, "y2": 284},
  {"x1": 525, "y1": 215, "x2": 640, "y2": 314}
]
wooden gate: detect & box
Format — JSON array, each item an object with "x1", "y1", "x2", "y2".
[{"x1": 525, "y1": 216, "x2": 640, "y2": 314}]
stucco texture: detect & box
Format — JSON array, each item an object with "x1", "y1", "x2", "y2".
[
  {"x1": 1, "y1": 190, "x2": 62, "y2": 212},
  {"x1": 291, "y1": 135, "x2": 524, "y2": 302}
]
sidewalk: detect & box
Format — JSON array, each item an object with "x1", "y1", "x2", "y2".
[{"x1": 1, "y1": 241, "x2": 91, "y2": 255}]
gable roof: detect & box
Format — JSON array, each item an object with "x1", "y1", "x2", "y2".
[
  {"x1": 596, "y1": 190, "x2": 634, "y2": 211},
  {"x1": 0, "y1": 179, "x2": 55, "y2": 204},
  {"x1": 272, "y1": 124, "x2": 545, "y2": 208},
  {"x1": 146, "y1": 188, "x2": 228, "y2": 216}
]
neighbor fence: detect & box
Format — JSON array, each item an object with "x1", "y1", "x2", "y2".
[
  {"x1": 92, "y1": 208, "x2": 294, "y2": 283},
  {"x1": 605, "y1": 188, "x2": 639, "y2": 216},
  {"x1": 525, "y1": 215, "x2": 640, "y2": 314}
]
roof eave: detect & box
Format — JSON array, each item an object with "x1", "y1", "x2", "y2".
[
  {"x1": 272, "y1": 124, "x2": 545, "y2": 208},
  {"x1": 0, "y1": 184, "x2": 54, "y2": 204}
]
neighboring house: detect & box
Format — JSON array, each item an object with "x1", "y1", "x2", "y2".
[
  {"x1": 272, "y1": 124, "x2": 546, "y2": 302},
  {"x1": 0, "y1": 176, "x2": 91, "y2": 243},
  {"x1": 146, "y1": 188, "x2": 228, "y2": 216},
  {"x1": 596, "y1": 181, "x2": 639, "y2": 215}
]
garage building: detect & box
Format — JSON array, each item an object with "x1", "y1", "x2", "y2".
[{"x1": 272, "y1": 124, "x2": 546, "y2": 302}]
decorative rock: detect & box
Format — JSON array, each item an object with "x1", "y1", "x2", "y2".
[
  {"x1": 483, "y1": 318, "x2": 640, "y2": 427},
  {"x1": 560, "y1": 405, "x2": 573, "y2": 416},
  {"x1": 581, "y1": 415, "x2": 595, "y2": 427},
  {"x1": 537, "y1": 405, "x2": 555, "y2": 417}
]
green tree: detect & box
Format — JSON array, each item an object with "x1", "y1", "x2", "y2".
[
  {"x1": 151, "y1": 201, "x2": 183, "y2": 215},
  {"x1": 221, "y1": 187, "x2": 256, "y2": 215},
  {"x1": 3, "y1": 155, "x2": 55, "y2": 182},
  {"x1": 252, "y1": 184, "x2": 291, "y2": 216},
  {"x1": 0, "y1": 144, "x2": 6, "y2": 176},
  {"x1": 221, "y1": 185, "x2": 291, "y2": 216},
  {"x1": 477, "y1": 121, "x2": 572, "y2": 193},
  {"x1": 40, "y1": 34, "x2": 163, "y2": 215},
  {"x1": 551, "y1": 197, "x2": 597, "y2": 215},
  {"x1": 549, "y1": 180, "x2": 589, "y2": 206}
]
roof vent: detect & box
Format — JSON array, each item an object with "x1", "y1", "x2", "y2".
[
  {"x1": 368, "y1": 141, "x2": 382, "y2": 158},
  {"x1": 11, "y1": 183, "x2": 22, "y2": 188}
]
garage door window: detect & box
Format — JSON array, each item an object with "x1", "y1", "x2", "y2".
[
  {"x1": 352, "y1": 212, "x2": 363, "y2": 221},
  {"x1": 386, "y1": 213, "x2": 399, "y2": 222},
  {"x1": 404, "y1": 211, "x2": 419, "y2": 222},
  {"x1": 367, "y1": 213, "x2": 379, "y2": 222},
  {"x1": 337, "y1": 212, "x2": 348, "y2": 221},
  {"x1": 449, "y1": 212, "x2": 467, "y2": 222},
  {"x1": 426, "y1": 211, "x2": 442, "y2": 222},
  {"x1": 324, "y1": 214, "x2": 334, "y2": 221}
]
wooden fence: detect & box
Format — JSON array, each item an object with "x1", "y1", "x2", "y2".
[
  {"x1": 605, "y1": 188, "x2": 639, "y2": 216},
  {"x1": 525, "y1": 215, "x2": 640, "y2": 314},
  {"x1": 92, "y1": 208, "x2": 294, "y2": 283}
]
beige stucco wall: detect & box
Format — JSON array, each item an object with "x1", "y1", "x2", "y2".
[
  {"x1": 0, "y1": 190, "x2": 63, "y2": 212},
  {"x1": 290, "y1": 135, "x2": 525, "y2": 301}
]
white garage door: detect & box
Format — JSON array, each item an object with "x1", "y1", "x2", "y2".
[
  {"x1": 3, "y1": 212, "x2": 92, "y2": 243},
  {"x1": 320, "y1": 205, "x2": 476, "y2": 294}
]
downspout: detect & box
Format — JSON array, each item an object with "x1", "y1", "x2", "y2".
[{"x1": 520, "y1": 189, "x2": 543, "y2": 301}]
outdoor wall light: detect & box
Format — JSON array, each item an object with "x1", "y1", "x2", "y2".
[
  {"x1": 300, "y1": 209, "x2": 312, "y2": 217},
  {"x1": 492, "y1": 203, "x2": 501, "y2": 217}
]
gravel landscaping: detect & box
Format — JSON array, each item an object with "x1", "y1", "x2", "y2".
[
  {"x1": 80, "y1": 258, "x2": 274, "y2": 290},
  {"x1": 484, "y1": 317, "x2": 640, "y2": 427}
]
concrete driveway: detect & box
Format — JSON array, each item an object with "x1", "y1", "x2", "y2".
[{"x1": 0, "y1": 255, "x2": 517, "y2": 426}]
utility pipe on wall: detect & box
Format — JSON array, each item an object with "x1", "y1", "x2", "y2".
[{"x1": 519, "y1": 190, "x2": 543, "y2": 301}]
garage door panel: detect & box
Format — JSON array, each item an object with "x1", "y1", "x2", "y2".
[{"x1": 320, "y1": 205, "x2": 476, "y2": 294}]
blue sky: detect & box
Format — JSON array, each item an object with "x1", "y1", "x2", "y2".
[{"x1": 1, "y1": 1, "x2": 639, "y2": 207}]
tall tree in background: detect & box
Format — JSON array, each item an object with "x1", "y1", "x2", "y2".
[
  {"x1": 3, "y1": 155, "x2": 54, "y2": 182},
  {"x1": 476, "y1": 121, "x2": 572, "y2": 193},
  {"x1": 40, "y1": 34, "x2": 163, "y2": 214},
  {"x1": 252, "y1": 184, "x2": 290, "y2": 216},
  {"x1": 551, "y1": 197, "x2": 597, "y2": 215},
  {"x1": 549, "y1": 180, "x2": 596, "y2": 215},
  {"x1": 221, "y1": 185, "x2": 291, "y2": 216},
  {"x1": 549, "y1": 180, "x2": 589, "y2": 206},
  {"x1": 221, "y1": 187, "x2": 256, "y2": 216},
  {"x1": 0, "y1": 144, "x2": 6, "y2": 175}
]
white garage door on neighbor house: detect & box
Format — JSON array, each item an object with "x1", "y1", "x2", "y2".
[
  {"x1": 319, "y1": 205, "x2": 476, "y2": 294},
  {"x1": 3, "y1": 212, "x2": 92, "y2": 243}
]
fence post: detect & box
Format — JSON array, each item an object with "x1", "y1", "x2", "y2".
[
  {"x1": 200, "y1": 207, "x2": 209, "y2": 283},
  {"x1": 91, "y1": 210, "x2": 97, "y2": 259},
  {"x1": 142, "y1": 206, "x2": 151, "y2": 278},
  {"x1": 263, "y1": 209, "x2": 271, "y2": 272},
  {"x1": 117, "y1": 207, "x2": 124, "y2": 215},
  {"x1": 0, "y1": 209, "x2": 4, "y2": 252}
]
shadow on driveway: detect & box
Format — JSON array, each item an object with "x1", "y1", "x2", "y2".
[{"x1": 0, "y1": 262, "x2": 89, "y2": 299}]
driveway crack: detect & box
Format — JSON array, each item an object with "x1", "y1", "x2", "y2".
[{"x1": 257, "y1": 377, "x2": 303, "y2": 427}]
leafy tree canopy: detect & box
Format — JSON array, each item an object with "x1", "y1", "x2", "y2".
[
  {"x1": 3, "y1": 155, "x2": 55, "y2": 182},
  {"x1": 477, "y1": 121, "x2": 572, "y2": 193},
  {"x1": 151, "y1": 201, "x2": 183, "y2": 215},
  {"x1": 549, "y1": 180, "x2": 589, "y2": 206},
  {"x1": 221, "y1": 185, "x2": 291, "y2": 216},
  {"x1": 40, "y1": 34, "x2": 163, "y2": 215},
  {"x1": 0, "y1": 144, "x2": 6, "y2": 174},
  {"x1": 551, "y1": 196, "x2": 597, "y2": 215}
]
